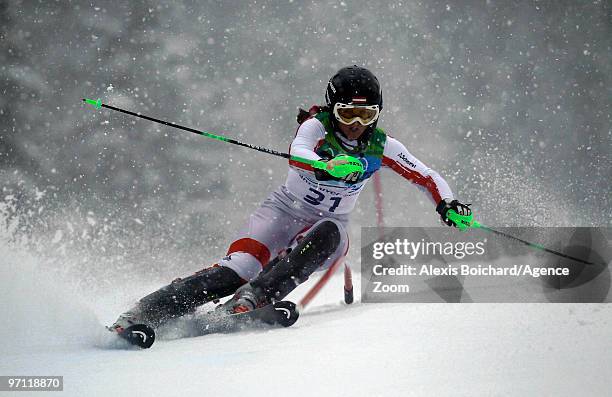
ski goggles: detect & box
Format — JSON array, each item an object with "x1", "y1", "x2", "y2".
[{"x1": 333, "y1": 103, "x2": 380, "y2": 126}]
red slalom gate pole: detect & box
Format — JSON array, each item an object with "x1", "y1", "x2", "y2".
[
  {"x1": 299, "y1": 256, "x2": 350, "y2": 310},
  {"x1": 373, "y1": 172, "x2": 385, "y2": 239},
  {"x1": 343, "y1": 263, "x2": 354, "y2": 304}
]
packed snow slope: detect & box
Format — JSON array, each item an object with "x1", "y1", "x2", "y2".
[{"x1": 1, "y1": 241, "x2": 611, "y2": 397}]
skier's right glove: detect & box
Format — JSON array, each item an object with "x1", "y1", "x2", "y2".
[
  {"x1": 436, "y1": 199, "x2": 472, "y2": 227},
  {"x1": 313, "y1": 155, "x2": 362, "y2": 185}
]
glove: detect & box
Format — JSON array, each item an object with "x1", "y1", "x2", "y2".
[
  {"x1": 314, "y1": 167, "x2": 361, "y2": 184},
  {"x1": 436, "y1": 199, "x2": 472, "y2": 227},
  {"x1": 313, "y1": 156, "x2": 362, "y2": 185}
]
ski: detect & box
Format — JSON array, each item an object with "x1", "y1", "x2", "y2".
[
  {"x1": 191, "y1": 300, "x2": 299, "y2": 337},
  {"x1": 114, "y1": 324, "x2": 156, "y2": 349},
  {"x1": 110, "y1": 300, "x2": 298, "y2": 349}
]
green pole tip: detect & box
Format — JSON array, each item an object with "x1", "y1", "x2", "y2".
[{"x1": 83, "y1": 98, "x2": 102, "y2": 109}]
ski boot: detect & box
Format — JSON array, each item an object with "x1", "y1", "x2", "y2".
[{"x1": 222, "y1": 283, "x2": 269, "y2": 314}]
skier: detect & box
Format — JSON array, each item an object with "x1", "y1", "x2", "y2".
[{"x1": 110, "y1": 65, "x2": 472, "y2": 333}]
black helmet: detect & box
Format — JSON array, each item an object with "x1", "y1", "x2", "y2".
[
  {"x1": 325, "y1": 65, "x2": 383, "y2": 110},
  {"x1": 325, "y1": 66, "x2": 383, "y2": 153}
]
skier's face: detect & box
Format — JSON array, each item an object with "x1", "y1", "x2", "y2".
[{"x1": 338, "y1": 121, "x2": 368, "y2": 140}]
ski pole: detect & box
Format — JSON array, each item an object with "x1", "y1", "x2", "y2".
[
  {"x1": 82, "y1": 98, "x2": 364, "y2": 178},
  {"x1": 446, "y1": 210, "x2": 605, "y2": 266}
]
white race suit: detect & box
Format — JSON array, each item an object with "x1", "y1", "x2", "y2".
[{"x1": 219, "y1": 117, "x2": 454, "y2": 281}]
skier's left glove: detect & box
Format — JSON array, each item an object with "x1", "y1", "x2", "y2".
[{"x1": 436, "y1": 199, "x2": 472, "y2": 227}]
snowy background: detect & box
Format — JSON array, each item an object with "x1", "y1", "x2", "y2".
[{"x1": 1, "y1": 1, "x2": 610, "y2": 396}]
